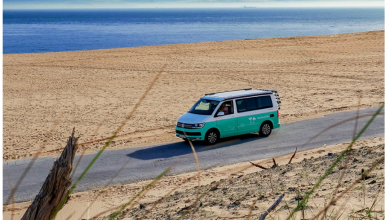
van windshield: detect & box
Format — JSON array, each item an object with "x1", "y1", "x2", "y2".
[{"x1": 189, "y1": 99, "x2": 220, "y2": 115}]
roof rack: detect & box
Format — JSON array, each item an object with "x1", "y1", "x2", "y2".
[
  {"x1": 259, "y1": 89, "x2": 281, "y2": 109},
  {"x1": 205, "y1": 88, "x2": 252, "y2": 96}
]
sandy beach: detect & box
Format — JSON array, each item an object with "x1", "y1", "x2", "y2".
[
  {"x1": 2, "y1": 30, "x2": 385, "y2": 220},
  {"x1": 3, "y1": 30, "x2": 384, "y2": 161}
]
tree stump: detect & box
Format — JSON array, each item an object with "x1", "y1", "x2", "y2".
[{"x1": 22, "y1": 129, "x2": 79, "y2": 220}]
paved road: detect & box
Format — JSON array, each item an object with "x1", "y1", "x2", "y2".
[{"x1": 3, "y1": 107, "x2": 384, "y2": 204}]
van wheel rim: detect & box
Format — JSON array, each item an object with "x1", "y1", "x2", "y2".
[
  {"x1": 208, "y1": 132, "x2": 217, "y2": 143},
  {"x1": 262, "y1": 124, "x2": 271, "y2": 135}
]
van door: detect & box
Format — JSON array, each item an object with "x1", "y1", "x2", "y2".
[
  {"x1": 236, "y1": 98, "x2": 261, "y2": 135},
  {"x1": 215, "y1": 101, "x2": 237, "y2": 138}
]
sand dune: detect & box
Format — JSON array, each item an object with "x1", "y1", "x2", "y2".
[{"x1": 3, "y1": 31, "x2": 384, "y2": 160}]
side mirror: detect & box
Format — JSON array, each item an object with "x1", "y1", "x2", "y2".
[{"x1": 217, "y1": 112, "x2": 225, "y2": 117}]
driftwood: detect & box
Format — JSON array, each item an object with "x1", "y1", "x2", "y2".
[
  {"x1": 249, "y1": 162, "x2": 268, "y2": 170},
  {"x1": 288, "y1": 147, "x2": 298, "y2": 164},
  {"x1": 271, "y1": 158, "x2": 278, "y2": 168},
  {"x1": 258, "y1": 194, "x2": 284, "y2": 220},
  {"x1": 22, "y1": 129, "x2": 79, "y2": 220},
  {"x1": 250, "y1": 147, "x2": 299, "y2": 170}
]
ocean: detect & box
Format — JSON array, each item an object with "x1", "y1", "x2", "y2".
[{"x1": 3, "y1": 8, "x2": 384, "y2": 54}]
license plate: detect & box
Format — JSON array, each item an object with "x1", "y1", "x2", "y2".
[{"x1": 178, "y1": 134, "x2": 186, "y2": 138}]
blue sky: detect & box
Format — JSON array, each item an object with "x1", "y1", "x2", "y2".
[{"x1": 3, "y1": 0, "x2": 384, "y2": 9}]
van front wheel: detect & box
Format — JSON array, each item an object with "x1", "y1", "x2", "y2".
[
  {"x1": 205, "y1": 130, "x2": 219, "y2": 145},
  {"x1": 259, "y1": 122, "x2": 272, "y2": 137}
]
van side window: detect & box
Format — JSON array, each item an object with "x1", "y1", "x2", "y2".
[
  {"x1": 246, "y1": 98, "x2": 257, "y2": 111},
  {"x1": 237, "y1": 98, "x2": 257, "y2": 112},
  {"x1": 237, "y1": 96, "x2": 273, "y2": 113},
  {"x1": 216, "y1": 101, "x2": 234, "y2": 116},
  {"x1": 236, "y1": 100, "x2": 247, "y2": 113},
  {"x1": 257, "y1": 96, "x2": 273, "y2": 109}
]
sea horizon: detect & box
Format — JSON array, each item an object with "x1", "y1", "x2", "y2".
[{"x1": 3, "y1": 8, "x2": 384, "y2": 54}]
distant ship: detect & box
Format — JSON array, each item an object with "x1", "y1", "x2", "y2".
[{"x1": 243, "y1": 6, "x2": 257, "y2": 8}]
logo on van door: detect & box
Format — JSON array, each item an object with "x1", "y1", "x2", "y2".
[
  {"x1": 256, "y1": 116, "x2": 270, "y2": 120},
  {"x1": 249, "y1": 117, "x2": 256, "y2": 125}
]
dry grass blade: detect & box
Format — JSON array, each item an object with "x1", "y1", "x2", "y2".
[
  {"x1": 328, "y1": 92, "x2": 362, "y2": 218},
  {"x1": 64, "y1": 212, "x2": 75, "y2": 220},
  {"x1": 107, "y1": 167, "x2": 172, "y2": 220},
  {"x1": 249, "y1": 161, "x2": 268, "y2": 170},
  {"x1": 177, "y1": 181, "x2": 223, "y2": 219},
  {"x1": 369, "y1": 182, "x2": 384, "y2": 212},
  {"x1": 138, "y1": 172, "x2": 201, "y2": 219},
  {"x1": 6, "y1": 172, "x2": 15, "y2": 220},
  {"x1": 286, "y1": 105, "x2": 384, "y2": 220},
  {"x1": 70, "y1": 148, "x2": 86, "y2": 181},
  {"x1": 77, "y1": 158, "x2": 131, "y2": 220},
  {"x1": 268, "y1": 169, "x2": 275, "y2": 194},
  {"x1": 78, "y1": 125, "x2": 171, "y2": 146},
  {"x1": 312, "y1": 156, "x2": 384, "y2": 219},
  {"x1": 187, "y1": 139, "x2": 201, "y2": 195},
  {"x1": 299, "y1": 112, "x2": 383, "y2": 151},
  {"x1": 258, "y1": 194, "x2": 284, "y2": 220},
  {"x1": 352, "y1": 92, "x2": 362, "y2": 139},
  {"x1": 91, "y1": 167, "x2": 172, "y2": 219},
  {"x1": 284, "y1": 201, "x2": 293, "y2": 219},
  {"x1": 5, "y1": 120, "x2": 60, "y2": 205},
  {"x1": 245, "y1": 199, "x2": 258, "y2": 220},
  {"x1": 70, "y1": 121, "x2": 104, "y2": 180},
  {"x1": 113, "y1": 63, "x2": 167, "y2": 135},
  {"x1": 181, "y1": 133, "x2": 201, "y2": 220},
  {"x1": 50, "y1": 64, "x2": 167, "y2": 220}
]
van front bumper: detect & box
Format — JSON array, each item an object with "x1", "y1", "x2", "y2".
[{"x1": 175, "y1": 127, "x2": 205, "y2": 141}]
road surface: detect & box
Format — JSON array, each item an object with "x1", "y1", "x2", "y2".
[{"x1": 3, "y1": 107, "x2": 384, "y2": 204}]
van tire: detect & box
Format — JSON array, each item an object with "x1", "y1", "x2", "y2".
[
  {"x1": 259, "y1": 122, "x2": 272, "y2": 137},
  {"x1": 205, "y1": 129, "x2": 219, "y2": 145}
]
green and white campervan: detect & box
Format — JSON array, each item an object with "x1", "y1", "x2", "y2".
[{"x1": 175, "y1": 88, "x2": 281, "y2": 145}]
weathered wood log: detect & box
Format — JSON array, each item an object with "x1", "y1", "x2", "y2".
[
  {"x1": 258, "y1": 194, "x2": 284, "y2": 220},
  {"x1": 22, "y1": 129, "x2": 78, "y2": 220}
]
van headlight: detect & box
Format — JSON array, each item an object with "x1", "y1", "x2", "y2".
[{"x1": 192, "y1": 123, "x2": 205, "y2": 128}]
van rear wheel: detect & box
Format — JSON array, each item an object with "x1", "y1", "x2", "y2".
[
  {"x1": 205, "y1": 129, "x2": 219, "y2": 145},
  {"x1": 259, "y1": 122, "x2": 272, "y2": 137}
]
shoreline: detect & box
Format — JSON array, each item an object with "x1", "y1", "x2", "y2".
[{"x1": 3, "y1": 30, "x2": 384, "y2": 55}]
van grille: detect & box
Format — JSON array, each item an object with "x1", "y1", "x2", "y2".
[
  {"x1": 176, "y1": 122, "x2": 194, "y2": 129},
  {"x1": 176, "y1": 130, "x2": 202, "y2": 136}
]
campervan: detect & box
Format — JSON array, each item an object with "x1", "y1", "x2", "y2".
[{"x1": 175, "y1": 88, "x2": 281, "y2": 144}]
